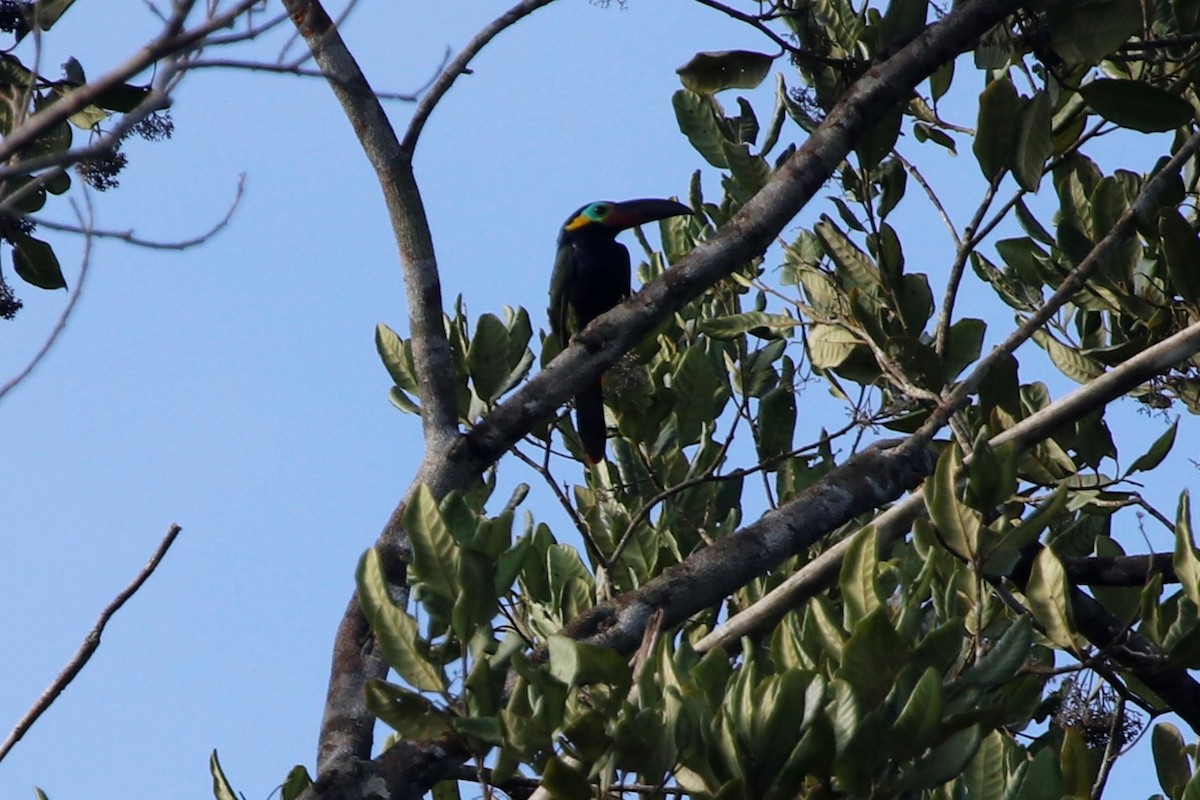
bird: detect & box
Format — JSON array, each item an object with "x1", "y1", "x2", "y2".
[{"x1": 548, "y1": 197, "x2": 692, "y2": 464}]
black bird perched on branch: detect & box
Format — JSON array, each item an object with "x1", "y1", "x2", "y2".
[{"x1": 549, "y1": 197, "x2": 692, "y2": 464}]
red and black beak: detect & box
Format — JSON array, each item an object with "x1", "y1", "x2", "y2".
[{"x1": 605, "y1": 198, "x2": 692, "y2": 231}]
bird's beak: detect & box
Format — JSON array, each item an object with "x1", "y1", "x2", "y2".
[{"x1": 608, "y1": 198, "x2": 692, "y2": 231}]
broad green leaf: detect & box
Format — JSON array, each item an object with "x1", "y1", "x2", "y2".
[
  {"x1": 1013, "y1": 91, "x2": 1051, "y2": 192},
  {"x1": 943, "y1": 317, "x2": 985, "y2": 381},
  {"x1": 925, "y1": 445, "x2": 980, "y2": 561},
  {"x1": 281, "y1": 765, "x2": 312, "y2": 800},
  {"x1": 376, "y1": 323, "x2": 419, "y2": 392},
  {"x1": 757, "y1": 385, "x2": 796, "y2": 460},
  {"x1": 210, "y1": 751, "x2": 238, "y2": 800},
  {"x1": 964, "y1": 437, "x2": 1018, "y2": 512},
  {"x1": 466, "y1": 312, "x2": 510, "y2": 402},
  {"x1": 431, "y1": 780, "x2": 463, "y2": 800},
  {"x1": 1007, "y1": 745, "x2": 1064, "y2": 800},
  {"x1": 815, "y1": 216, "x2": 879, "y2": 289},
  {"x1": 1048, "y1": 0, "x2": 1140, "y2": 64},
  {"x1": 356, "y1": 549, "x2": 446, "y2": 692},
  {"x1": 388, "y1": 386, "x2": 421, "y2": 415},
  {"x1": 1025, "y1": 548, "x2": 1076, "y2": 649},
  {"x1": 548, "y1": 635, "x2": 631, "y2": 691},
  {"x1": 722, "y1": 139, "x2": 772, "y2": 193},
  {"x1": 900, "y1": 724, "x2": 982, "y2": 791},
  {"x1": 962, "y1": 730, "x2": 1005, "y2": 800},
  {"x1": 856, "y1": 102, "x2": 904, "y2": 170},
  {"x1": 1060, "y1": 728, "x2": 1093, "y2": 798},
  {"x1": 365, "y1": 679, "x2": 455, "y2": 739},
  {"x1": 672, "y1": 90, "x2": 729, "y2": 168},
  {"x1": 1159, "y1": 210, "x2": 1200, "y2": 304},
  {"x1": 807, "y1": 323, "x2": 858, "y2": 368},
  {"x1": 891, "y1": 667, "x2": 943, "y2": 757},
  {"x1": 839, "y1": 526, "x2": 881, "y2": 625},
  {"x1": 676, "y1": 50, "x2": 775, "y2": 94},
  {"x1": 974, "y1": 75, "x2": 1020, "y2": 181},
  {"x1": 541, "y1": 755, "x2": 592, "y2": 800},
  {"x1": 1128, "y1": 418, "x2": 1179, "y2": 475},
  {"x1": 1079, "y1": 79, "x2": 1193, "y2": 133},
  {"x1": 876, "y1": 0, "x2": 927, "y2": 49},
  {"x1": 1032, "y1": 330, "x2": 1104, "y2": 384},
  {"x1": 959, "y1": 617, "x2": 1033, "y2": 688},
  {"x1": 403, "y1": 485, "x2": 460, "y2": 621},
  {"x1": 11, "y1": 233, "x2": 65, "y2": 290},
  {"x1": 1154, "y1": 722, "x2": 1191, "y2": 800},
  {"x1": 1174, "y1": 491, "x2": 1200, "y2": 606},
  {"x1": 700, "y1": 311, "x2": 799, "y2": 339}
]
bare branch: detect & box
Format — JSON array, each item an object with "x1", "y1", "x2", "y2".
[
  {"x1": 400, "y1": 0, "x2": 559, "y2": 154},
  {"x1": 0, "y1": 523, "x2": 183, "y2": 763},
  {"x1": 0, "y1": 0, "x2": 263, "y2": 169},
  {"x1": 27, "y1": 174, "x2": 245, "y2": 250}
]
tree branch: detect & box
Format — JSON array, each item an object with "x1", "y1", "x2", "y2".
[{"x1": 0, "y1": 524, "x2": 183, "y2": 763}]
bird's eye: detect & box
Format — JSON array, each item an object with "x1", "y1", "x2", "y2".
[{"x1": 591, "y1": 203, "x2": 610, "y2": 218}]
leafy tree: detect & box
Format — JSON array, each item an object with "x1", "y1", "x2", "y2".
[{"x1": 13, "y1": 0, "x2": 1200, "y2": 798}]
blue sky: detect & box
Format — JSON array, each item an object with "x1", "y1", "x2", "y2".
[{"x1": 0, "y1": 2, "x2": 1187, "y2": 798}]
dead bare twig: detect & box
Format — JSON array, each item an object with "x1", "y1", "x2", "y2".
[{"x1": 0, "y1": 523, "x2": 184, "y2": 763}]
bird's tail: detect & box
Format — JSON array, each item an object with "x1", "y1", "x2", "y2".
[{"x1": 574, "y1": 379, "x2": 607, "y2": 465}]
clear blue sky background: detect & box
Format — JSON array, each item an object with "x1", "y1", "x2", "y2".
[{"x1": 0, "y1": 2, "x2": 1187, "y2": 798}]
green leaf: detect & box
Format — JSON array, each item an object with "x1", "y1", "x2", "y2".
[
  {"x1": 815, "y1": 216, "x2": 879, "y2": 289},
  {"x1": 839, "y1": 526, "x2": 881, "y2": 626},
  {"x1": 959, "y1": 617, "x2": 1033, "y2": 688},
  {"x1": 1025, "y1": 548, "x2": 1077, "y2": 649},
  {"x1": 700, "y1": 311, "x2": 799, "y2": 339},
  {"x1": 676, "y1": 50, "x2": 775, "y2": 94},
  {"x1": 722, "y1": 139, "x2": 772, "y2": 193},
  {"x1": 925, "y1": 445, "x2": 980, "y2": 561},
  {"x1": 541, "y1": 755, "x2": 593, "y2": 800},
  {"x1": 1174, "y1": 491, "x2": 1200, "y2": 607},
  {"x1": 466, "y1": 312, "x2": 510, "y2": 402},
  {"x1": 876, "y1": 0, "x2": 927, "y2": 49},
  {"x1": 856, "y1": 102, "x2": 904, "y2": 170},
  {"x1": 672, "y1": 90, "x2": 729, "y2": 168},
  {"x1": 807, "y1": 323, "x2": 859, "y2": 369},
  {"x1": 757, "y1": 385, "x2": 796, "y2": 461},
  {"x1": 11, "y1": 232, "x2": 65, "y2": 290},
  {"x1": 1047, "y1": 0, "x2": 1140, "y2": 64},
  {"x1": 1079, "y1": 78, "x2": 1194, "y2": 133},
  {"x1": 900, "y1": 725, "x2": 982, "y2": 791},
  {"x1": 891, "y1": 667, "x2": 943, "y2": 756},
  {"x1": 1128, "y1": 418, "x2": 1179, "y2": 475},
  {"x1": 1032, "y1": 330, "x2": 1104, "y2": 384},
  {"x1": 1154, "y1": 722, "x2": 1191, "y2": 800},
  {"x1": 942, "y1": 317, "x2": 985, "y2": 381},
  {"x1": 963, "y1": 731, "x2": 1006, "y2": 800},
  {"x1": 376, "y1": 323, "x2": 419, "y2": 392},
  {"x1": 365, "y1": 679, "x2": 455, "y2": 738},
  {"x1": 210, "y1": 751, "x2": 238, "y2": 800},
  {"x1": 403, "y1": 485, "x2": 461, "y2": 622},
  {"x1": 355, "y1": 549, "x2": 446, "y2": 692},
  {"x1": 1013, "y1": 91, "x2": 1051, "y2": 192},
  {"x1": 974, "y1": 75, "x2": 1020, "y2": 181},
  {"x1": 281, "y1": 765, "x2": 312, "y2": 800},
  {"x1": 1060, "y1": 728, "x2": 1094, "y2": 798},
  {"x1": 1159, "y1": 210, "x2": 1200, "y2": 304}
]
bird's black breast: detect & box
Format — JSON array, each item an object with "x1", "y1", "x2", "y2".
[{"x1": 563, "y1": 235, "x2": 631, "y2": 330}]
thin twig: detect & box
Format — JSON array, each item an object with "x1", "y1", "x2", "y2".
[
  {"x1": 0, "y1": 198, "x2": 95, "y2": 403},
  {"x1": 0, "y1": 523, "x2": 184, "y2": 763},
  {"x1": 28, "y1": 174, "x2": 244, "y2": 249}
]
